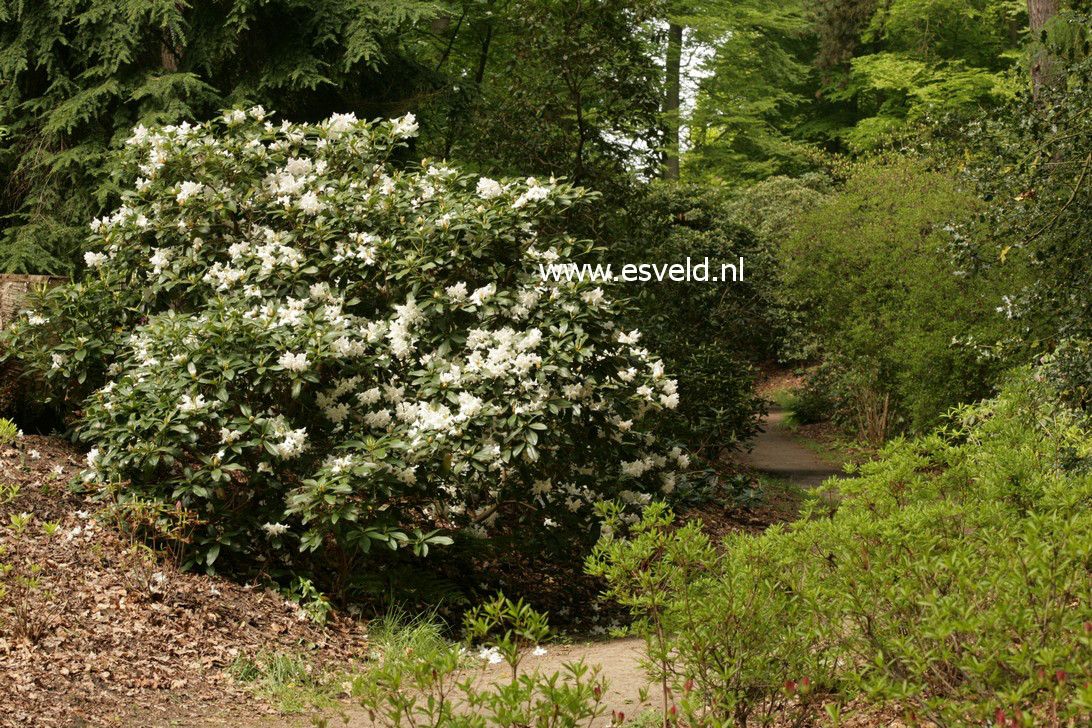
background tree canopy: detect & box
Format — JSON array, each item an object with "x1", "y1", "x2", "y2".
[{"x1": 1, "y1": 0, "x2": 1066, "y2": 274}]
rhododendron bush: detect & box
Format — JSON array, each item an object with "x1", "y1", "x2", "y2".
[{"x1": 4, "y1": 109, "x2": 687, "y2": 571}]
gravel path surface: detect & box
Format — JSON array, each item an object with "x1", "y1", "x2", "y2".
[{"x1": 742, "y1": 406, "x2": 845, "y2": 488}]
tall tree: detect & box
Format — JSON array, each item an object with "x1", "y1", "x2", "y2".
[
  {"x1": 807, "y1": 0, "x2": 1025, "y2": 152},
  {"x1": 664, "y1": 21, "x2": 684, "y2": 179},
  {"x1": 683, "y1": 0, "x2": 818, "y2": 183},
  {"x1": 415, "y1": 0, "x2": 665, "y2": 193},
  {"x1": 1028, "y1": 0, "x2": 1060, "y2": 94}
]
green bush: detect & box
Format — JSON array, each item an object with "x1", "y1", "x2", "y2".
[
  {"x1": 783, "y1": 364, "x2": 844, "y2": 427},
  {"x1": 781, "y1": 156, "x2": 1007, "y2": 438},
  {"x1": 964, "y1": 35, "x2": 1092, "y2": 357},
  {"x1": 592, "y1": 368, "x2": 1092, "y2": 725},
  {"x1": 725, "y1": 174, "x2": 831, "y2": 363},
  {"x1": 725, "y1": 173, "x2": 831, "y2": 247},
  {"x1": 3, "y1": 110, "x2": 689, "y2": 576},
  {"x1": 0, "y1": 0, "x2": 440, "y2": 275},
  {"x1": 621, "y1": 183, "x2": 772, "y2": 453},
  {"x1": 588, "y1": 502, "x2": 832, "y2": 727}
]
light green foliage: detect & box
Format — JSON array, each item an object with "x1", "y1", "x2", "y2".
[
  {"x1": 282, "y1": 576, "x2": 334, "y2": 625},
  {"x1": 462, "y1": 594, "x2": 550, "y2": 681},
  {"x1": 588, "y1": 501, "x2": 830, "y2": 727},
  {"x1": 782, "y1": 156, "x2": 1007, "y2": 436},
  {"x1": 367, "y1": 606, "x2": 451, "y2": 672},
  {"x1": 683, "y1": 0, "x2": 820, "y2": 182},
  {"x1": 352, "y1": 594, "x2": 609, "y2": 727},
  {"x1": 681, "y1": 0, "x2": 1026, "y2": 180},
  {"x1": 0, "y1": 508, "x2": 60, "y2": 642},
  {"x1": 230, "y1": 650, "x2": 339, "y2": 714},
  {"x1": 0, "y1": 418, "x2": 19, "y2": 448},
  {"x1": 813, "y1": 0, "x2": 1024, "y2": 152},
  {"x1": 3, "y1": 110, "x2": 688, "y2": 578},
  {"x1": 725, "y1": 174, "x2": 831, "y2": 245},
  {"x1": 593, "y1": 369, "x2": 1092, "y2": 725}
]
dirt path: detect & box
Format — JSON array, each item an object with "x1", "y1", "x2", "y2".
[
  {"x1": 248, "y1": 638, "x2": 655, "y2": 727},
  {"x1": 742, "y1": 405, "x2": 845, "y2": 488}
]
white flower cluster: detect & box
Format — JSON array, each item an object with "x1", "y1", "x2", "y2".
[
  {"x1": 67, "y1": 108, "x2": 693, "y2": 559},
  {"x1": 278, "y1": 351, "x2": 309, "y2": 372}
]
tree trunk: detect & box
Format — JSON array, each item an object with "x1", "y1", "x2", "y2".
[
  {"x1": 1028, "y1": 0, "x2": 1059, "y2": 97},
  {"x1": 663, "y1": 22, "x2": 683, "y2": 180}
]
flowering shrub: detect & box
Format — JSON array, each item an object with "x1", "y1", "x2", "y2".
[{"x1": 4, "y1": 108, "x2": 687, "y2": 572}]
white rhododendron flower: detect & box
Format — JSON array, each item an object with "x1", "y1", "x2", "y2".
[
  {"x1": 84, "y1": 251, "x2": 108, "y2": 268},
  {"x1": 278, "y1": 351, "x2": 310, "y2": 372},
  {"x1": 324, "y1": 112, "x2": 357, "y2": 136},
  {"x1": 391, "y1": 112, "x2": 418, "y2": 138},
  {"x1": 176, "y1": 180, "x2": 204, "y2": 204},
  {"x1": 469, "y1": 283, "x2": 496, "y2": 306},
  {"x1": 178, "y1": 394, "x2": 208, "y2": 412},
  {"x1": 262, "y1": 522, "x2": 289, "y2": 537},
  {"x1": 478, "y1": 646, "x2": 504, "y2": 664},
  {"x1": 275, "y1": 427, "x2": 309, "y2": 459},
  {"x1": 224, "y1": 109, "x2": 247, "y2": 126},
  {"x1": 446, "y1": 281, "x2": 468, "y2": 300},
  {"x1": 476, "y1": 177, "x2": 503, "y2": 198}
]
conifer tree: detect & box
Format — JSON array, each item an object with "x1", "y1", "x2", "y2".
[{"x1": 0, "y1": 0, "x2": 436, "y2": 273}]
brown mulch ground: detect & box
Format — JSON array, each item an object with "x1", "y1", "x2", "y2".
[
  {"x1": 676, "y1": 485, "x2": 804, "y2": 543},
  {"x1": 755, "y1": 365, "x2": 806, "y2": 398},
  {"x1": 0, "y1": 435, "x2": 367, "y2": 728}
]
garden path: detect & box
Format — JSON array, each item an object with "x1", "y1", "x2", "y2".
[
  {"x1": 741, "y1": 405, "x2": 845, "y2": 488},
  {"x1": 249, "y1": 638, "x2": 656, "y2": 727}
]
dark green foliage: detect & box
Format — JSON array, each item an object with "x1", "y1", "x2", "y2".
[
  {"x1": 812, "y1": 0, "x2": 878, "y2": 71},
  {"x1": 416, "y1": 0, "x2": 666, "y2": 194},
  {"x1": 1042, "y1": 338, "x2": 1092, "y2": 410},
  {"x1": 966, "y1": 20, "x2": 1092, "y2": 356},
  {"x1": 622, "y1": 183, "x2": 773, "y2": 452},
  {"x1": 0, "y1": 0, "x2": 438, "y2": 273},
  {"x1": 785, "y1": 363, "x2": 842, "y2": 425},
  {"x1": 726, "y1": 173, "x2": 832, "y2": 361}
]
